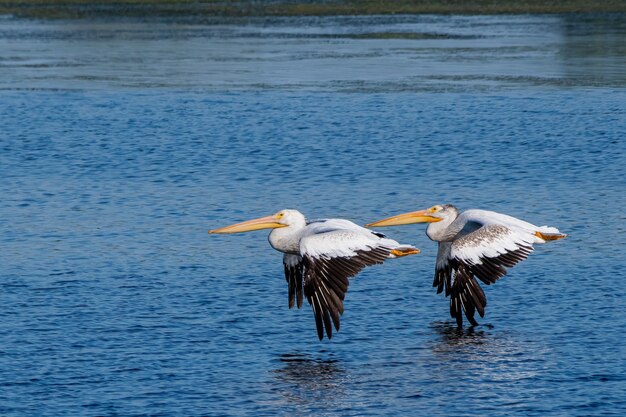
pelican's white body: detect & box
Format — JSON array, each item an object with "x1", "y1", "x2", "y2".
[
  {"x1": 268, "y1": 210, "x2": 414, "y2": 259},
  {"x1": 426, "y1": 208, "x2": 563, "y2": 266}
]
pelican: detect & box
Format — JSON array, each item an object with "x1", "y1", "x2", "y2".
[
  {"x1": 209, "y1": 209, "x2": 419, "y2": 340},
  {"x1": 367, "y1": 205, "x2": 566, "y2": 327}
]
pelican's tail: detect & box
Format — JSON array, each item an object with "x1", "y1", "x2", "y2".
[
  {"x1": 390, "y1": 245, "x2": 420, "y2": 258},
  {"x1": 534, "y1": 226, "x2": 567, "y2": 243}
]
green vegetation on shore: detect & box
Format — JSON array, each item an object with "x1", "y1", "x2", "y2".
[{"x1": 1, "y1": 0, "x2": 625, "y2": 19}]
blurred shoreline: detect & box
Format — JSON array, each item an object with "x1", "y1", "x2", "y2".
[{"x1": 1, "y1": 0, "x2": 626, "y2": 20}]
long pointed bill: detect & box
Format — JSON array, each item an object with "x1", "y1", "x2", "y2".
[
  {"x1": 209, "y1": 215, "x2": 287, "y2": 234},
  {"x1": 366, "y1": 209, "x2": 442, "y2": 227}
]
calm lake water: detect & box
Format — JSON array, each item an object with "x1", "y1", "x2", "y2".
[{"x1": 1, "y1": 13, "x2": 625, "y2": 417}]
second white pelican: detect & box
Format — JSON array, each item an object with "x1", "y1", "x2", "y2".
[
  {"x1": 367, "y1": 205, "x2": 566, "y2": 327},
  {"x1": 209, "y1": 209, "x2": 419, "y2": 340}
]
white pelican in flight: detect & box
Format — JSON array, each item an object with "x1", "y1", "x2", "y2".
[
  {"x1": 209, "y1": 209, "x2": 419, "y2": 340},
  {"x1": 367, "y1": 205, "x2": 566, "y2": 327}
]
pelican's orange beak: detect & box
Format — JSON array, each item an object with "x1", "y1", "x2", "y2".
[
  {"x1": 366, "y1": 209, "x2": 442, "y2": 227},
  {"x1": 209, "y1": 214, "x2": 287, "y2": 234}
]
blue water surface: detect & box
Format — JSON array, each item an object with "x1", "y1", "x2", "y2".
[{"x1": 1, "y1": 13, "x2": 626, "y2": 417}]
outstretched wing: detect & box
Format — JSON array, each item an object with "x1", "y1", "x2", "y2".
[
  {"x1": 299, "y1": 226, "x2": 396, "y2": 340},
  {"x1": 283, "y1": 254, "x2": 304, "y2": 309},
  {"x1": 435, "y1": 223, "x2": 536, "y2": 327}
]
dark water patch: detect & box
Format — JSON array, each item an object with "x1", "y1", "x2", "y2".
[
  {"x1": 339, "y1": 31, "x2": 482, "y2": 40},
  {"x1": 255, "y1": 30, "x2": 485, "y2": 39},
  {"x1": 48, "y1": 270, "x2": 76, "y2": 276}
]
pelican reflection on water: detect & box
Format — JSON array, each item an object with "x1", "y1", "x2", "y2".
[
  {"x1": 209, "y1": 209, "x2": 419, "y2": 340},
  {"x1": 367, "y1": 204, "x2": 567, "y2": 327},
  {"x1": 271, "y1": 353, "x2": 347, "y2": 408}
]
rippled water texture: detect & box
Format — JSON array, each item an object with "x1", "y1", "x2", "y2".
[
  {"x1": 1, "y1": 13, "x2": 626, "y2": 417},
  {"x1": 1, "y1": 13, "x2": 626, "y2": 91}
]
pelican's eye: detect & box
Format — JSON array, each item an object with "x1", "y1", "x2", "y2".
[
  {"x1": 275, "y1": 212, "x2": 284, "y2": 219},
  {"x1": 429, "y1": 206, "x2": 439, "y2": 213}
]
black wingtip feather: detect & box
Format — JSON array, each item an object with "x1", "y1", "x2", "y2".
[
  {"x1": 322, "y1": 307, "x2": 333, "y2": 339},
  {"x1": 297, "y1": 279, "x2": 303, "y2": 309},
  {"x1": 310, "y1": 295, "x2": 324, "y2": 341},
  {"x1": 464, "y1": 296, "x2": 478, "y2": 326},
  {"x1": 284, "y1": 256, "x2": 305, "y2": 310}
]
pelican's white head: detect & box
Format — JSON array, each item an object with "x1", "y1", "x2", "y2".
[
  {"x1": 366, "y1": 204, "x2": 460, "y2": 241},
  {"x1": 208, "y1": 209, "x2": 306, "y2": 234},
  {"x1": 266, "y1": 209, "x2": 306, "y2": 253},
  {"x1": 421, "y1": 204, "x2": 460, "y2": 241},
  {"x1": 273, "y1": 209, "x2": 307, "y2": 228},
  {"x1": 421, "y1": 204, "x2": 460, "y2": 223}
]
